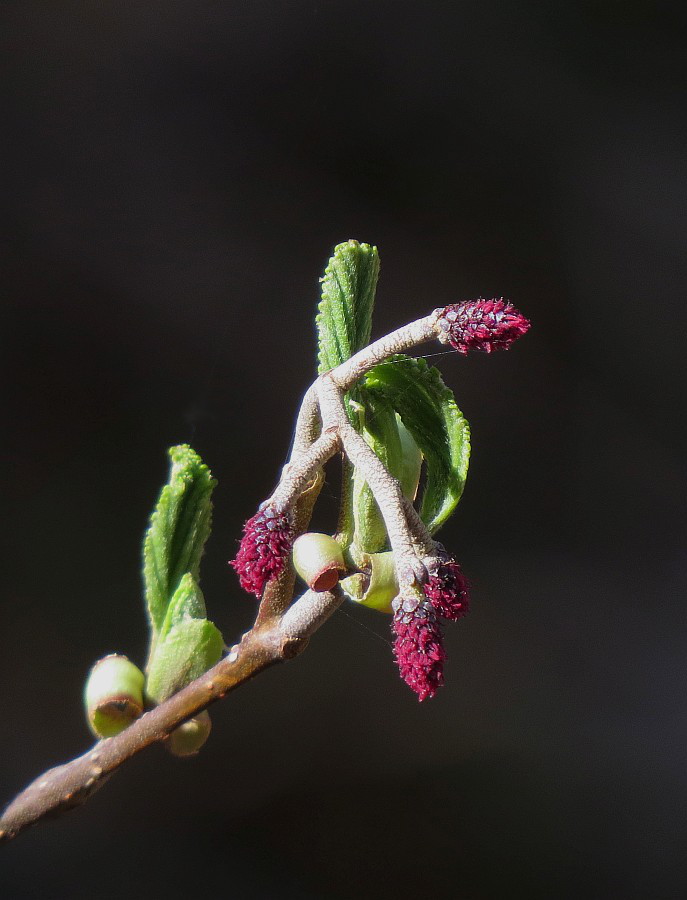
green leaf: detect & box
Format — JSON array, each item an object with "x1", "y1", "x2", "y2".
[
  {"x1": 350, "y1": 388, "x2": 404, "y2": 554},
  {"x1": 316, "y1": 240, "x2": 381, "y2": 551},
  {"x1": 363, "y1": 356, "x2": 471, "y2": 533},
  {"x1": 159, "y1": 573, "x2": 207, "y2": 641},
  {"x1": 145, "y1": 618, "x2": 224, "y2": 705},
  {"x1": 143, "y1": 445, "x2": 216, "y2": 637},
  {"x1": 395, "y1": 415, "x2": 423, "y2": 503},
  {"x1": 316, "y1": 240, "x2": 380, "y2": 374}
]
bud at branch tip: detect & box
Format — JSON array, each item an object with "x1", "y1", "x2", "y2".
[{"x1": 436, "y1": 298, "x2": 530, "y2": 355}]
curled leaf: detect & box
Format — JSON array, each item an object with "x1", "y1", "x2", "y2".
[
  {"x1": 363, "y1": 356, "x2": 470, "y2": 533},
  {"x1": 316, "y1": 240, "x2": 379, "y2": 374},
  {"x1": 143, "y1": 445, "x2": 216, "y2": 637}
]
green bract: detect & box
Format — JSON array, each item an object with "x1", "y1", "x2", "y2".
[
  {"x1": 159, "y1": 573, "x2": 208, "y2": 641},
  {"x1": 145, "y1": 619, "x2": 224, "y2": 705},
  {"x1": 340, "y1": 551, "x2": 399, "y2": 614}
]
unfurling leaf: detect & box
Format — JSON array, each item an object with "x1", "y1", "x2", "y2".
[
  {"x1": 363, "y1": 356, "x2": 470, "y2": 533},
  {"x1": 315, "y1": 240, "x2": 381, "y2": 552},
  {"x1": 316, "y1": 240, "x2": 379, "y2": 374},
  {"x1": 142, "y1": 447, "x2": 223, "y2": 717},
  {"x1": 143, "y1": 445, "x2": 216, "y2": 637}
]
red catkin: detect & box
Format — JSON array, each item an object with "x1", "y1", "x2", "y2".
[
  {"x1": 230, "y1": 505, "x2": 293, "y2": 598},
  {"x1": 424, "y1": 558, "x2": 470, "y2": 621},
  {"x1": 392, "y1": 593, "x2": 446, "y2": 702},
  {"x1": 436, "y1": 298, "x2": 530, "y2": 354}
]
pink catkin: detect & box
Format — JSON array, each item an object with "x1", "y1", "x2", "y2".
[
  {"x1": 424, "y1": 558, "x2": 470, "y2": 621},
  {"x1": 230, "y1": 505, "x2": 293, "y2": 598},
  {"x1": 392, "y1": 595, "x2": 446, "y2": 702},
  {"x1": 436, "y1": 298, "x2": 530, "y2": 355}
]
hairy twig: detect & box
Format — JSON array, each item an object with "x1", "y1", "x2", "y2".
[
  {"x1": 0, "y1": 586, "x2": 343, "y2": 843},
  {"x1": 320, "y1": 378, "x2": 429, "y2": 586},
  {"x1": 0, "y1": 310, "x2": 462, "y2": 843}
]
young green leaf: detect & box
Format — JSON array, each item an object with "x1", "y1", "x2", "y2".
[
  {"x1": 363, "y1": 356, "x2": 471, "y2": 533},
  {"x1": 396, "y1": 416, "x2": 423, "y2": 502},
  {"x1": 159, "y1": 573, "x2": 207, "y2": 642},
  {"x1": 350, "y1": 388, "x2": 404, "y2": 555},
  {"x1": 143, "y1": 445, "x2": 216, "y2": 636},
  {"x1": 145, "y1": 618, "x2": 224, "y2": 705},
  {"x1": 317, "y1": 240, "x2": 381, "y2": 551},
  {"x1": 316, "y1": 240, "x2": 380, "y2": 374}
]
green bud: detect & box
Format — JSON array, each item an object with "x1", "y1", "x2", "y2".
[
  {"x1": 85, "y1": 654, "x2": 145, "y2": 739},
  {"x1": 292, "y1": 532, "x2": 346, "y2": 592},
  {"x1": 167, "y1": 711, "x2": 212, "y2": 757},
  {"x1": 145, "y1": 618, "x2": 223, "y2": 706},
  {"x1": 340, "y1": 551, "x2": 399, "y2": 613}
]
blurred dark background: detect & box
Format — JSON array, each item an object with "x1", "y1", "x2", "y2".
[{"x1": 1, "y1": 1, "x2": 686, "y2": 897}]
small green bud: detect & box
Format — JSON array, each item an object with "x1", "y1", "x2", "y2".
[
  {"x1": 292, "y1": 532, "x2": 346, "y2": 592},
  {"x1": 167, "y1": 711, "x2": 212, "y2": 757},
  {"x1": 145, "y1": 618, "x2": 224, "y2": 706},
  {"x1": 85, "y1": 655, "x2": 145, "y2": 739},
  {"x1": 340, "y1": 551, "x2": 399, "y2": 613}
]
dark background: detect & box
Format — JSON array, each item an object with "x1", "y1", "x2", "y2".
[{"x1": 2, "y1": 2, "x2": 686, "y2": 897}]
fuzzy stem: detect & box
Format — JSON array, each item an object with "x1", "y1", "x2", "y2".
[
  {"x1": 0, "y1": 586, "x2": 343, "y2": 843},
  {"x1": 1, "y1": 310, "x2": 448, "y2": 844},
  {"x1": 402, "y1": 497, "x2": 436, "y2": 556},
  {"x1": 317, "y1": 376, "x2": 427, "y2": 587},
  {"x1": 270, "y1": 430, "x2": 340, "y2": 514},
  {"x1": 329, "y1": 314, "x2": 439, "y2": 391},
  {"x1": 254, "y1": 469, "x2": 326, "y2": 626},
  {"x1": 290, "y1": 383, "x2": 321, "y2": 458}
]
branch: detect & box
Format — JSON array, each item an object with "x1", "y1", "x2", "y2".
[
  {"x1": 0, "y1": 309, "x2": 454, "y2": 844},
  {"x1": 0, "y1": 585, "x2": 344, "y2": 843}
]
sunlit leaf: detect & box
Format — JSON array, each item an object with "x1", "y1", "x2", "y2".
[{"x1": 363, "y1": 356, "x2": 470, "y2": 533}]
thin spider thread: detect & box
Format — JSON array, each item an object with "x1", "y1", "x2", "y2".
[{"x1": 335, "y1": 605, "x2": 394, "y2": 648}]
